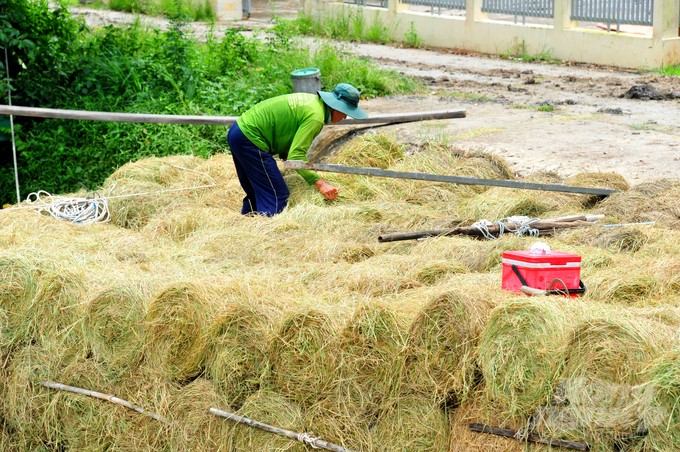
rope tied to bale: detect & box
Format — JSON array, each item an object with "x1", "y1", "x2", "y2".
[
  {"x1": 298, "y1": 432, "x2": 322, "y2": 448},
  {"x1": 471, "y1": 216, "x2": 540, "y2": 240},
  {"x1": 25, "y1": 190, "x2": 110, "y2": 225}
]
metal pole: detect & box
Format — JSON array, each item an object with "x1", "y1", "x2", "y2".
[
  {"x1": 284, "y1": 161, "x2": 616, "y2": 196},
  {"x1": 3, "y1": 48, "x2": 21, "y2": 204}
]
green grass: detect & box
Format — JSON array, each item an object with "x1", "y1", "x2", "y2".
[
  {"x1": 437, "y1": 91, "x2": 493, "y2": 103},
  {"x1": 655, "y1": 65, "x2": 680, "y2": 76},
  {"x1": 287, "y1": 11, "x2": 395, "y2": 45},
  {"x1": 501, "y1": 40, "x2": 561, "y2": 64}
]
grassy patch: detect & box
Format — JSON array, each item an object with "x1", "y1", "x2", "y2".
[
  {"x1": 437, "y1": 91, "x2": 494, "y2": 103},
  {"x1": 501, "y1": 40, "x2": 561, "y2": 64},
  {"x1": 655, "y1": 65, "x2": 680, "y2": 76}
]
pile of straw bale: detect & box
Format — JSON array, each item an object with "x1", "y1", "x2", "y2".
[{"x1": 0, "y1": 134, "x2": 678, "y2": 451}]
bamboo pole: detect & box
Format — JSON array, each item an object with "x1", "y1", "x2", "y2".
[
  {"x1": 0, "y1": 105, "x2": 238, "y2": 126},
  {"x1": 41, "y1": 381, "x2": 169, "y2": 424},
  {"x1": 0, "y1": 105, "x2": 464, "y2": 127},
  {"x1": 284, "y1": 161, "x2": 616, "y2": 196},
  {"x1": 209, "y1": 407, "x2": 354, "y2": 452}
]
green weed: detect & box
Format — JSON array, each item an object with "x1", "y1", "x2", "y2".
[
  {"x1": 655, "y1": 65, "x2": 680, "y2": 76},
  {"x1": 404, "y1": 22, "x2": 423, "y2": 48},
  {"x1": 501, "y1": 40, "x2": 560, "y2": 64}
]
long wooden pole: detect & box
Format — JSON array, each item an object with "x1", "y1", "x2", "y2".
[
  {"x1": 285, "y1": 161, "x2": 616, "y2": 196},
  {"x1": 209, "y1": 407, "x2": 353, "y2": 452},
  {"x1": 0, "y1": 105, "x2": 464, "y2": 127},
  {"x1": 41, "y1": 380, "x2": 169, "y2": 424}
]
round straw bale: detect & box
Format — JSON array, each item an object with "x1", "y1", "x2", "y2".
[
  {"x1": 0, "y1": 424, "x2": 18, "y2": 451},
  {"x1": 303, "y1": 396, "x2": 374, "y2": 451},
  {"x1": 267, "y1": 309, "x2": 341, "y2": 407},
  {"x1": 191, "y1": 155, "x2": 244, "y2": 211},
  {"x1": 371, "y1": 394, "x2": 450, "y2": 451},
  {"x1": 325, "y1": 254, "x2": 422, "y2": 297},
  {"x1": 0, "y1": 252, "x2": 38, "y2": 341},
  {"x1": 640, "y1": 348, "x2": 680, "y2": 450},
  {"x1": 477, "y1": 298, "x2": 581, "y2": 420},
  {"x1": 448, "y1": 392, "x2": 534, "y2": 452},
  {"x1": 596, "y1": 180, "x2": 680, "y2": 228},
  {"x1": 38, "y1": 358, "x2": 121, "y2": 451},
  {"x1": 587, "y1": 265, "x2": 660, "y2": 304},
  {"x1": 141, "y1": 205, "x2": 207, "y2": 242},
  {"x1": 229, "y1": 389, "x2": 306, "y2": 451},
  {"x1": 533, "y1": 376, "x2": 655, "y2": 451},
  {"x1": 25, "y1": 268, "x2": 88, "y2": 346},
  {"x1": 402, "y1": 144, "x2": 514, "y2": 181},
  {"x1": 168, "y1": 378, "x2": 232, "y2": 450},
  {"x1": 535, "y1": 313, "x2": 673, "y2": 447},
  {"x1": 330, "y1": 133, "x2": 405, "y2": 169},
  {"x1": 204, "y1": 302, "x2": 274, "y2": 406},
  {"x1": 103, "y1": 178, "x2": 182, "y2": 230},
  {"x1": 144, "y1": 281, "x2": 219, "y2": 382},
  {"x1": 564, "y1": 172, "x2": 630, "y2": 208},
  {"x1": 2, "y1": 343, "x2": 69, "y2": 448},
  {"x1": 103, "y1": 368, "x2": 173, "y2": 450},
  {"x1": 105, "y1": 155, "x2": 206, "y2": 185},
  {"x1": 336, "y1": 304, "x2": 409, "y2": 411},
  {"x1": 589, "y1": 227, "x2": 649, "y2": 253},
  {"x1": 404, "y1": 285, "x2": 503, "y2": 404},
  {"x1": 83, "y1": 280, "x2": 153, "y2": 379},
  {"x1": 560, "y1": 315, "x2": 676, "y2": 386},
  {"x1": 457, "y1": 187, "x2": 579, "y2": 225}
]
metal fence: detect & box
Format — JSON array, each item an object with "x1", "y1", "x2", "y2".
[
  {"x1": 482, "y1": 0, "x2": 554, "y2": 18},
  {"x1": 400, "y1": 0, "x2": 466, "y2": 12},
  {"x1": 339, "y1": 0, "x2": 662, "y2": 27},
  {"x1": 344, "y1": 0, "x2": 388, "y2": 7},
  {"x1": 571, "y1": 0, "x2": 653, "y2": 26}
]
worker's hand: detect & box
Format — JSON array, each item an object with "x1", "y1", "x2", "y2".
[{"x1": 314, "y1": 179, "x2": 339, "y2": 201}]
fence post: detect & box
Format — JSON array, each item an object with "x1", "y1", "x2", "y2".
[
  {"x1": 553, "y1": 0, "x2": 577, "y2": 31},
  {"x1": 388, "y1": 0, "x2": 407, "y2": 13},
  {"x1": 466, "y1": 0, "x2": 487, "y2": 25},
  {"x1": 652, "y1": 0, "x2": 680, "y2": 40}
]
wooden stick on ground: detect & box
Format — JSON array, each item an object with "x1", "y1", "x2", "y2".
[
  {"x1": 41, "y1": 380, "x2": 169, "y2": 424},
  {"x1": 209, "y1": 407, "x2": 353, "y2": 452},
  {"x1": 469, "y1": 423, "x2": 590, "y2": 450},
  {"x1": 378, "y1": 215, "x2": 604, "y2": 243}
]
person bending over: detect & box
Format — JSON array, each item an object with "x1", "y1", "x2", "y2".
[{"x1": 227, "y1": 83, "x2": 368, "y2": 216}]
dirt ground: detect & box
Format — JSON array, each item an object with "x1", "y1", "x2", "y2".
[{"x1": 71, "y1": 2, "x2": 680, "y2": 186}]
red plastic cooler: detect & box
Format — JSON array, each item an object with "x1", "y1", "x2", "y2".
[{"x1": 501, "y1": 250, "x2": 582, "y2": 294}]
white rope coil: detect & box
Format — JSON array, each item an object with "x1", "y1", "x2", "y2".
[
  {"x1": 25, "y1": 190, "x2": 110, "y2": 225},
  {"x1": 471, "y1": 216, "x2": 540, "y2": 240}
]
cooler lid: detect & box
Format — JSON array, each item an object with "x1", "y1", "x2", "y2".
[{"x1": 502, "y1": 250, "x2": 582, "y2": 265}]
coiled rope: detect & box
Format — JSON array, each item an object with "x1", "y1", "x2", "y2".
[
  {"x1": 471, "y1": 216, "x2": 540, "y2": 239},
  {"x1": 25, "y1": 190, "x2": 111, "y2": 225},
  {"x1": 18, "y1": 183, "x2": 218, "y2": 225}
]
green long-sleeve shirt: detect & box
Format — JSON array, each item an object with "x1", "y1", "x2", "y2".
[{"x1": 236, "y1": 93, "x2": 328, "y2": 185}]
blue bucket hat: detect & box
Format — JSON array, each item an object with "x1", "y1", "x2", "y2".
[{"x1": 318, "y1": 83, "x2": 368, "y2": 119}]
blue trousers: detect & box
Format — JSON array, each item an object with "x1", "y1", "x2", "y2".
[{"x1": 227, "y1": 122, "x2": 290, "y2": 216}]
